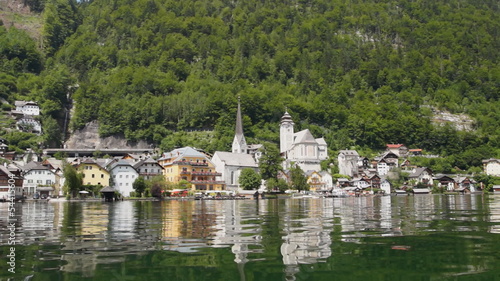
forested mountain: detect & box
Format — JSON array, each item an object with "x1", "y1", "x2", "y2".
[{"x1": 1, "y1": 0, "x2": 500, "y2": 173}]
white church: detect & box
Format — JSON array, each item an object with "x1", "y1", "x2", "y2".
[
  {"x1": 280, "y1": 111, "x2": 328, "y2": 172},
  {"x1": 211, "y1": 98, "x2": 259, "y2": 191}
]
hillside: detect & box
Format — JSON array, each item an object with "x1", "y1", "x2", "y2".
[{"x1": 1, "y1": 0, "x2": 500, "y2": 173}]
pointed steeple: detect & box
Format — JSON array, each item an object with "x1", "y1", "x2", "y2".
[{"x1": 232, "y1": 96, "x2": 247, "y2": 154}]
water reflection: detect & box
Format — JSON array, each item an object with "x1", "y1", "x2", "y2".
[{"x1": 0, "y1": 194, "x2": 500, "y2": 280}]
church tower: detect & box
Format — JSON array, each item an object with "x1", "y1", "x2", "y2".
[
  {"x1": 280, "y1": 110, "x2": 294, "y2": 155},
  {"x1": 232, "y1": 97, "x2": 247, "y2": 154}
]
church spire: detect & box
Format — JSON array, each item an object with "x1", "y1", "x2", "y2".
[{"x1": 232, "y1": 96, "x2": 247, "y2": 154}]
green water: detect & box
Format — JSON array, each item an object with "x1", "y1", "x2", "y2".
[{"x1": 2, "y1": 194, "x2": 500, "y2": 281}]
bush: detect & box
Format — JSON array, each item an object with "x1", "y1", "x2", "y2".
[{"x1": 129, "y1": 191, "x2": 137, "y2": 197}]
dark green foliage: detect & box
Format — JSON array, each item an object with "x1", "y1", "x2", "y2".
[
  {"x1": 3, "y1": 0, "x2": 500, "y2": 173},
  {"x1": 258, "y1": 142, "x2": 282, "y2": 180},
  {"x1": 290, "y1": 165, "x2": 309, "y2": 191}
]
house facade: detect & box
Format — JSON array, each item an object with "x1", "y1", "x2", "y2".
[
  {"x1": 109, "y1": 160, "x2": 139, "y2": 197},
  {"x1": 134, "y1": 157, "x2": 163, "y2": 180},
  {"x1": 0, "y1": 165, "x2": 23, "y2": 200},
  {"x1": 22, "y1": 162, "x2": 57, "y2": 197},
  {"x1": 77, "y1": 158, "x2": 111, "y2": 186},
  {"x1": 409, "y1": 167, "x2": 433, "y2": 185},
  {"x1": 338, "y1": 150, "x2": 359, "y2": 177},
  {"x1": 14, "y1": 101, "x2": 40, "y2": 116},
  {"x1": 160, "y1": 147, "x2": 225, "y2": 192},
  {"x1": 483, "y1": 158, "x2": 500, "y2": 176}
]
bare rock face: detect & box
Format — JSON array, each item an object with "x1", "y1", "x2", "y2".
[{"x1": 64, "y1": 121, "x2": 152, "y2": 149}]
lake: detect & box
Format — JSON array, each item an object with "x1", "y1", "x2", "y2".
[{"x1": 1, "y1": 194, "x2": 500, "y2": 281}]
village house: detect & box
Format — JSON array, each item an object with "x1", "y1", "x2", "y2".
[
  {"x1": 408, "y1": 167, "x2": 433, "y2": 186},
  {"x1": 14, "y1": 101, "x2": 40, "y2": 116},
  {"x1": 108, "y1": 159, "x2": 139, "y2": 197},
  {"x1": 434, "y1": 174, "x2": 455, "y2": 190},
  {"x1": 338, "y1": 150, "x2": 359, "y2": 177},
  {"x1": 386, "y1": 144, "x2": 408, "y2": 157},
  {"x1": 160, "y1": 147, "x2": 225, "y2": 192},
  {"x1": 76, "y1": 158, "x2": 111, "y2": 187},
  {"x1": 482, "y1": 158, "x2": 500, "y2": 176},
  {"x1": 133, "y1": 157, "x2": 163, "y2": 180},
  {"x1": 454, "y1": 176, "x2": 476, "y2": 192},
  {"x1": 306, "y1": 171, "x2": 333, "y2": 191},
  {"x1": 21, "y1": 161, "x2": 57, "y2": 197},
  {"x1": 375, "y1": 151, "x2": 399, "y2": 176},
  {"x1": 380, "y1": 179, "x2": 391, "y2": 194},
  {"x1": 0, "y1": 164, "x2": 23, "y2": 200}
]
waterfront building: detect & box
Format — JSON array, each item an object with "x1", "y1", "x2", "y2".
[
  {"x1": 108, "y1": 159, "x2": 139, "y2": 197},
  {"x1": 0, "y1": 164, "x2": 23, "y2": 200},
  {"x1": 160, "y1": 147, "x2": 225, "y2": 192},
  {"x1": 21, "y1": 161, "x2": 57, "y2": 197},
  {"x1": 76, "y1": 158, "x2": 111, "y2": 187},
  {"x1": 133, "y1": 157, "x2": 163, "y2": 180},
  {"x1": 280, "y1": 111, "x2": 328, "y2": 172}
]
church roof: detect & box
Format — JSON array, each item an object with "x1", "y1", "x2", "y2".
[
  {"x1": 293, "y1": 129, "x2": 317, "y2": 144},
  {"x1": 213, "y1": 151, "x2": 257, "y2": 167},
  {"x1": 316, "y1": 138, "x2": 327, "y2": 146}
]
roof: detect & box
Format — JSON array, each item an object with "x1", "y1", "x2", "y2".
[
  {"x1": 15, "y1": 100, "x2": 38, "y2": 107},
  {"x1": 161, "y1": 147, "x2": 209, "y2": 161},
  {"x1": 100, "y1": 186, "x2": 116, "y2": 193},
  {"x1": 22, "y1": 161, "x2": 50, "y2": 172},
  {"x1": 293, "y1": 129, "x2": 317, "y2": 144},
  {"x1": 339, "y1": 150, "x2": 359, "y2": 156},
  {"x1": 409, "y1": 167, "x2": 431, "y2": 178},
  {"x1": 212, "y1": 151, "x2": 257, "y2": 167},
  {"x1": 108, "y1": 159, "x2": 135, "y2": 171},
  {"x1": 387, "y1": 144, "x2": 404, "y2": 148}
]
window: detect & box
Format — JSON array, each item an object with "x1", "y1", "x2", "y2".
[
  {"x1": 37, "y1": 180, "x2": 42, "y2": 184},
  {"x1": 92, "y1": 174, "x2": 95, "y2": 178},
  {"x1": 28, "y1": 179, "x2": 33, "y2": 183},
  {"x1": 101, "y1": 174, "x2": 104, "y2": 178},
  {"x1": 46, "y1": 180, "x2": 51, "y2": 185}
]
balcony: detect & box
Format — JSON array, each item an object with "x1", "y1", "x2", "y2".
[
  {"x1": 191, "y1": 171, "x2": 221, "y2": 176},
  {"x1": 180, "y1": 170, "x2": 191, "y2": 175},
  {"x1": 172, "y1": 161, "x2": 209, "y2": 166},
  {"x1": 190, "y1": 180, "x2": 225, "y2": 184}
]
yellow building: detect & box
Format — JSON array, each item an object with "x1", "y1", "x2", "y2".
[
  {"x1": 76, "y1": 158, "x2": 111, "y2": 186},
  {"x1": 159, "y1": 147, "x2": 225, "y2": 191}
]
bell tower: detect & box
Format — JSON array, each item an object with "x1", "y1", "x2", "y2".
[
  {"x1": 280, "y1": 110, "x2": 294, "y2": 154},
  {"x1": 232, "y1": 96, "x2": 247, "y2": 154}
]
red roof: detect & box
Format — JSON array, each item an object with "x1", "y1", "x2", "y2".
[
  {"x1": 386, "y1": 144, "x2": 403, "y2": 148},
  {"x1": 409, "y1": 149, "x2": 422, "y2": 152}
]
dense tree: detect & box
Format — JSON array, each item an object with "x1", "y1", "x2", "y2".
[
  {"x1": 63, "y1": 162, "x2": 83, "y2": 197},
  {"x1": 258, "y1": 142, "x2": 282, "y2": 180},
  {"x1": 239, "y1": 168, "x2": 261, "y2": 190},
  {"x1": 132, "y1": 176, "x2": 146, "y2": 197},
  {"x1": 290, "y1": 165, "x2": 309, "y2": 192}
]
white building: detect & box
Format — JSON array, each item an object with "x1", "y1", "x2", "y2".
[
  {"x1": 338, "y1": 150, "x2": 359, "y2": 177},
  {"x1": 212, "y1": 98, "x2": 259, "y2": 192},
  {"x1": 483, "y1": 158, "x2": 500, "y2": 176},
  {"x1": 280, "y1": 111, "x2": 328, "y2": 172},
  {"x1": 134, "y1": 157, "x2": 163, "y2": 180},
  {"x1": 14, "y1": 101, "x2": 40, "y2": 116},
  {"x1": 212, "y1": 152, "x2": 258, "y2": 191},
  {"x1": 22, "y1": 162, "x2": 57, "y2": 196},
  {"x1": 108, "y1": 160, "x2": 139, "y2": 197}
]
